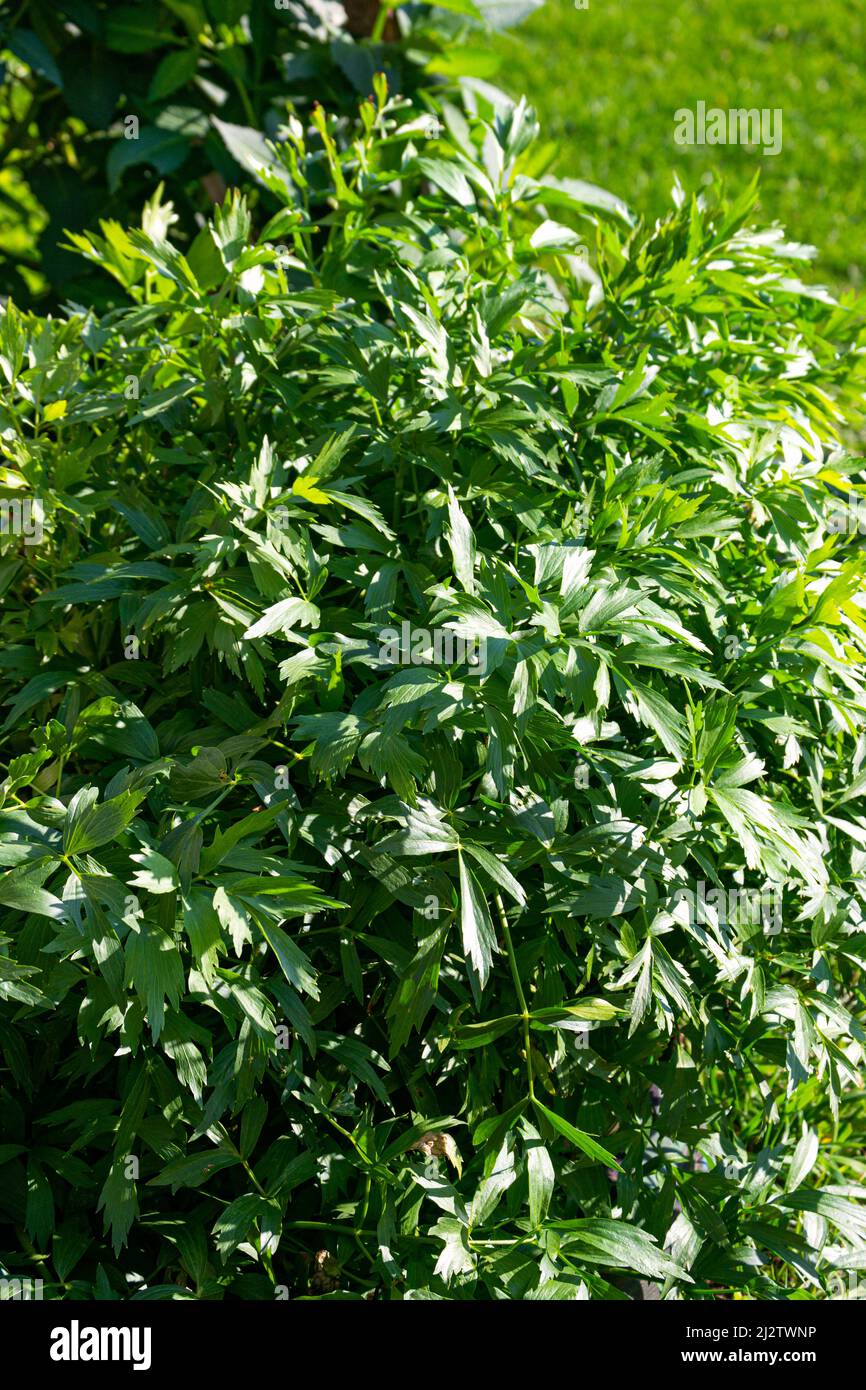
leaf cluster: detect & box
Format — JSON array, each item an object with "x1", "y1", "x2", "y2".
[{"x1": 2, "y1": 73, "x2": 866, "y2": 1300}]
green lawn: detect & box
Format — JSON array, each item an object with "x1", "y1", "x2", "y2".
[{"x1": 491, "y1": 0, "x2": 866, "y2": 290}]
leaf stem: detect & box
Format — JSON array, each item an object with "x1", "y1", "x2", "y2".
[{"x1": 495, "y1": 893, "x2": 534, "y2": 1099}]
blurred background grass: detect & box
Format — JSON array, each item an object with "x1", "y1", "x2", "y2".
[{"x1": 490, "y1": 0, "x2": 866, "y2": 292}]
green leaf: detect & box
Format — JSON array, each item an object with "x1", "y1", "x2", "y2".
[
  {"x1": 521, "y1": 1119, "x2": 554, "y2": 1227},
  {"x1": 129, "y1": 846, "x2": 178, "y2": 895},
  {"x1": 105, "y1": 4, "x2": 171, "y2": 52},
  {"x1": 107, "y1": 124, "x2": 193, "y2": 191},
  {"x1": 124, "y1": 921, "x2": 184, "y2": 1041},
  {"x1": 8, "y1": 30, "x2": 63, "y2": 87},
  {"x1": 148, "y1": 48, "x2": 199, "y2": 101},
  {"x1": 257, "y1": 919, "x2": 319, "y2": 999},
  {"x1": 786, "y1": 1128, "x2": 819, "y2": 1193},
  {"x1": 557, "y1": 1218, "x2": 691, "y2": 1282},
  {"x1": 211, "y1": 118, "x2": 293, "y2": 197},
  {"x1": 149, "y1": 1149, "x2": 241, "y2": 1193},
  {"x1": 64, "y1": 788, "x2": 145, "y2": 855},
  {"x1": 0, "y1": 869, "x2": 66, "y2": 921},
  {"x1": 461, "y1": 844, "x2": 526, "y2": 905},
  {"x1": 452, "y1": 1014, "x2": 519, "y2": 1049},
  {"x1": 457, "y1": 850, "x2": 498, "y2": 988},
  {"x1": 533, "y1": 1100, "x2": 621, "y2": 1171},
  {"x1": 25, "y1": 1157, "x2": 54, "y2": 1247},
  {"x1": 97, "y1": 1162, "x2": 138, "y2": 1256},
  {"x1": 212, "y1": 1194, "x2": 281, "y2": 1261},
  {"x1": 378, "y1": 801, "x2": 460, "y2": 856},
  {"x1": 416, "y1": 158, "x2": 476, "y2": 208}
]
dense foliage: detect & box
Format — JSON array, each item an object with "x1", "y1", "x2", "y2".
[
  {"x1": 0, "y1": 0, "x2": 522, "y2": 306},
  {"x1": 2, "y1": 72, "x2": 866, "y2": 1301}
]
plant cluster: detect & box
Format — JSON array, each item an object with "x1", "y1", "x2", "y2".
[
  {"x1": 0, "y1": 0, "x2": 520, "y2": 306},
  {"x1": 2, "y1": 37, "x2": 866, "y2": 1302}
]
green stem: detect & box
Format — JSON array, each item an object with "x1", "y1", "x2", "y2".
[
  {"x1": 240, "y1": 1155, "x2": 267, "y2": 1198},
  {"x1": 233, "y1": 77, "x2": 257, "y2": 127},
  {"x1": 60, "y1": 854, "x2": 82, "y2": 880},
  {"x1": 371, "y1": 4, "x2": 392, "y2": 41},
  {"x1": 495, "y1": 893, "x2": 534, "y2": 1099}
]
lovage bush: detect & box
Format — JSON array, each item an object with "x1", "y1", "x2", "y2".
[{"x1": 2, "y1": 81, "x2": 866, "y2": 1300}]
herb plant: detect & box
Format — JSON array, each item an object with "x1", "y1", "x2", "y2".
[{"x1": 2, "y1": 78, "x2": 866, "y2": 1300}]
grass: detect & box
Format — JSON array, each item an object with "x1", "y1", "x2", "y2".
[{"x1": 490, "y1": 0, "x2": 866, "y2": 290}]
